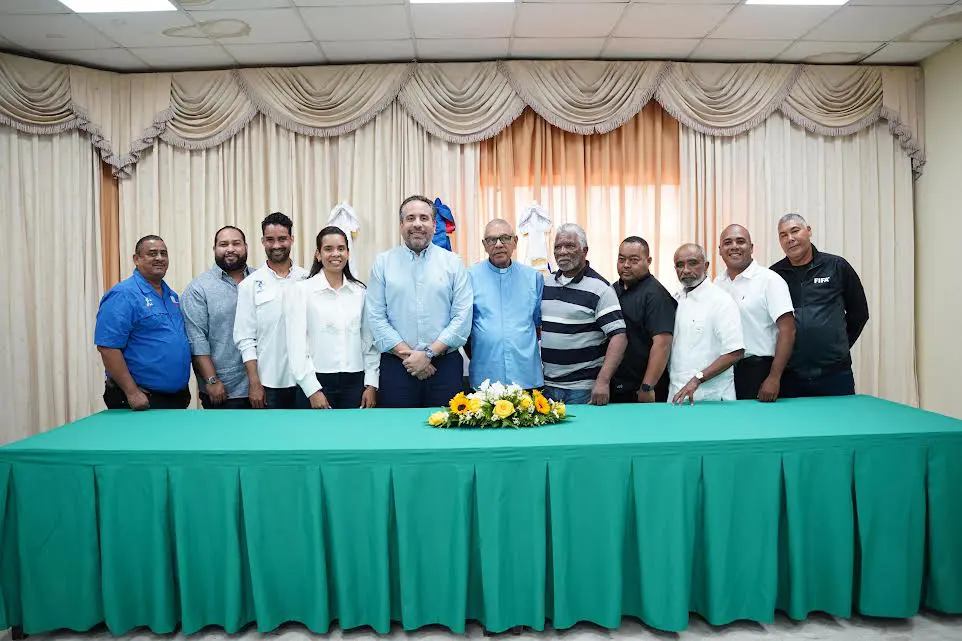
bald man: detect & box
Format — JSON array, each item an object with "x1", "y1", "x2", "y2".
[
  {"x1": 466, "y1": 219, "x2": 544, "y2": 389},
  {"x1": 669, "y1": 243, "x2": 745, "y2": 404},
  {"x1": 716, "y1": 224, "x2": 795, "y2": 402}
]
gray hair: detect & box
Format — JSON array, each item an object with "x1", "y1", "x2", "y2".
[
  {"x1": 555, "y1": 223, "x2": 587, "y2": 249},
  {"x1": 680, "y1": 243, "x2": 707, "y2": 262},
  {"x1": 778, "y1": 212, "x2": 809, "y2": 228}
]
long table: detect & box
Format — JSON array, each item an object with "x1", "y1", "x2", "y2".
[{"x1": 2, "y1": 396, "x2": 962, "y2": 635}]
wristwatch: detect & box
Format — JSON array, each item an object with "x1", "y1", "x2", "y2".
[
  {"x1": 694, "y1": 371, "x2": 705, "y2": 383},
  {"x1": 640, "y1": 383, "x2": 653, "y2": 393},
  {"x1": 424, "y1": 348, "x2": 436, "y2": 360},
  {"x1": 205, "y1": 375, "x2": 219, "y2": 385}
]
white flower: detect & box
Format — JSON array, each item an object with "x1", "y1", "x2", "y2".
[
  {"x1": 506, "y1": 383, "x2": 522, "y2": 395},
  {"x1": 478, "y1": 379, "x2": 491, "y2": 392},
  {"x1": 488, "y1": 382, "x2": 506, "y2": 398}
]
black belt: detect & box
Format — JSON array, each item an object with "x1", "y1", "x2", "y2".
[{"x1": 740, "y1": 355, "x2": 774, "y2": 364}]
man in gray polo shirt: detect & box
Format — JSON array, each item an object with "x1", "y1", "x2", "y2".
[
  {"x1": 541, "y1": 223, "x2": 627, "y2": 405},
  {"x1": 182, "y1": 226, "x2": 252, "y2": 409}
]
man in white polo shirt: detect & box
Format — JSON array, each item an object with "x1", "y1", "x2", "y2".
[
  {"x1": 233, "y1": 212, "x2": 309, "y2": 409},
  {"x1": 670, "y1": 243, "x2": 745, "y2": 405},
  {"x1": 716, "y1": 224, "x2": 796, "y2": 402}
]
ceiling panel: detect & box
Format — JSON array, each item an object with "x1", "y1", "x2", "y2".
[
  {"x1": 301, "y1": 5, "x2": 411, "y2": 42},
  {"x1": 511, "y1": 37, "x2": 606, "y2": 58},
  {"x1": 177, "y1": 0, "x2": 290, "y2": 9},
  {"x1": 711, "y1": 5, "x2": 839, "y2": 40},
  {"x1": 692, "y1": 38, "x2": 792, "y2": 62},
  {"x1": 602, "y1": 37, "x2": 699, "y2": 60},
  {"x1": 515, "y1": 3, "x2": 625, "y2": 38},
  {"x1": 805, "y1": 5, "x2": 946, "y2": 42},
  {"x1": 411, "y1": 4, "x2": 515, "y2": 39},
  {"x1": 130, "y1": 44, "x2": 234, "y2": 69},
  {"x1": 614, "y1": 4, "x2": 732, "y2": 39},
  {"x1": 183, "y1": 9, "x2": 314, "y2": 44},
  {"x1": 224, "y1": 42, "x2": 324, "y2": 65},
  {"x1": 46, "y1": 47, "x2": 148, "y2": 70},
  {"x1": 776, "y1": 40, "x2": 883, "y2": 63},
  {"x1": 321, "y1": 39, "x2": 414, "y2": 63},
  {"x1": 848, "y1": 0, "x2": 955, "y2": 5},
  {"x1": 417, "y1": 38, "x2": 509, "y2": 60},
  {"x1": 864, "y1": 40, "x2": 957, "y2": 63},
  {"x1": 0, "y1": 0, "x2": 72, "y2": 13},
  {"x1": 0, "y1": 14, "x2": 119, "y2": 51},
  {"x1": 81, "y1": 12, "x2": 197, "y2": 49},
  {"x1": 906, "y1": 5, "x2": 962, "y2": 42},
  {"x1": 294, "y1": 0, "x2": 403, "y2": 5}
]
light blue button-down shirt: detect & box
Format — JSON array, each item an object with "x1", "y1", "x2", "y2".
[
  {"x1": 467, "y1": 260, "x2": 544, "y2": 389},
  {"x1": 366, "y1": 243, "x2": 473, "y2": 354}
]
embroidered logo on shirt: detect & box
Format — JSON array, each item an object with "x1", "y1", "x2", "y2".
[
  {"x1": 170, "y1": 295, "x2": 179, "y2": 305},
  {"x1": 144, "y1": 297, "x2": 153, "y2": 308},
  {"x1": 256, "y1": 280, "x2": 264, "y2": 291},
  {"x1": 814, "y1": 277, "x2": 831, "y2": 284}
]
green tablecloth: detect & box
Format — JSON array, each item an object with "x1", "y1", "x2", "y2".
[{"x1": 2, "y1": 395, "x2": 962, "y2": 635}]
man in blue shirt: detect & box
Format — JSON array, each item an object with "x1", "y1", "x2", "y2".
[
  {"x1": 94, "y1": 235, "x2": 192, "y2": 410},
  {"x1": 467, "y1": 219, "x2": 544, "y2": 389},
  {"x1": 366, "y1": 195, "x2": 473, "y2": 408}
]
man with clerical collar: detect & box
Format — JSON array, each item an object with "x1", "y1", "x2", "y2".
[
  {"x1": 541, "y1": 223, "x2": 627, "y2": 405},
  {"x1": 716, "y1": 224, "x2": 795, "y2": 402},
  {"x1": 466, "y1": 219, "x2": 544, "y2": 390},
  {"x1": 610, "y1": 236, "x2": 676, "y2": 403},
  {"x1": 669, "y1": 243, "x2": 745, "y2": 404}
]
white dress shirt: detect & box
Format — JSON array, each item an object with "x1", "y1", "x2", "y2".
[
  {"x1": 669, "y1": 279, "x2": 745, "y2": 402},
  {"x1": 233, "y1": 262, "x2": 309, "y2": 389},
  {"x1": 285, "y1": 274, "x2": 380, "y2": 398},
  {"x1": 715, "y1": 260, "x2": 794, "y2": 358}
]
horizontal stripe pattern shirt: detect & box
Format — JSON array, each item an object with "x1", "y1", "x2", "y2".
[{"x1": 541, "y1": 263, "x2": 626, "y2": 390}]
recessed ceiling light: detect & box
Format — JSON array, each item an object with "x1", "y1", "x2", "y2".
[
  {"x1": 410, "y1": 0, "x2": 514, "y2": 3},
  {"x1": 57, "y1": 0, "x2": 176, "y2": 12},
  {"x1": 745, "y1": 0, "x2": 848, "y2": 5}
]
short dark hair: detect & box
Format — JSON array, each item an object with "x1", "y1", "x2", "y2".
[
  {"x1": 134, "y1": 234, "x2": 164, "y2": 255},
  {"x1": 621, "y1": 236, "x2": 650, "y2": 253},
  {"x1": 214, "y1": 225, "x2": 246, "y2": 246},
  {"x1": 398, "y1": 195, "x2": 436, "y2": 222},
  {"x1": 261, "y1": 212, "x2": 293, "y2": 235}
]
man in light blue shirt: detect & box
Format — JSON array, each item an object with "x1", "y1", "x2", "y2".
[
  {"x1": 467, "y1": 219, "x2": 544, "y2": 390},
  {"x1": 366, "y1": 195, "x2": 473, "y2": 408}
]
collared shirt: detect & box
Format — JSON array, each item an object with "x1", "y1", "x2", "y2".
[
  {"x1": 94, "y1": 269, "x2": 191, "y2": 393},
  {"x1": 715, "y1": 260, "x2": 794, "y2": 358},
  {"x1": 612, "y1": 273, "x2": 677, "y2": 394},
  {"x1": 669, "y1": 279, "x2": 744, "y2": 402},
  {"x1": 182, "y1": 264, "x2": 252, "y2": 399},
  {"x1": 233, "y1": 262, "x2": 309, "y2": 389},
  {"x1": 366, "y1": 242, "x2": 473, "y2": 354},
  {"x1": 541, "y1": 263, "x2": 627, "y2": 390},
  {"x1": 467, "y1": 260, "x2": 544, "y2": 389},
  {"x1": 285, "y1": 274, "x2": 380, "y2": 398}
]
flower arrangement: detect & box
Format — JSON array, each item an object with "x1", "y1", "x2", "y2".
[{"x1": 427, "y1": 380, "x2": 568, "y2": 429}]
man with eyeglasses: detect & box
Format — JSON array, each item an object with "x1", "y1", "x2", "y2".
[{"x1": 466, "y1": 219, "x2": 544, "y2": 390}]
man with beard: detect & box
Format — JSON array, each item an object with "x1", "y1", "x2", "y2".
[
  {"x1": 94, "y1": 235, "x2": 191, "y2": 410},
  {"x1": 610, "y1": 236, "x2": 676, "y2": 404},
  {"x1": 771, "y1": 213, "x2": 869, "y2": 397},
  {"x1": 366, "y1": 195, "x2": 473, "y2": 408},
  {"x1": 234, "y1": 213, "x2": 309, "y2": 409},
  {"x1": 716, "y1": 224, "x2": 795, "y2": 402},
  {"x1": 540, "y1": 223, "x2": 627, "y2": 405},
  {"x1": 669, "y1": 243, "x2": 744, "y2": 405},
  {"x1": 183, "y1": 226, "x2": 253, "y2": 409}
]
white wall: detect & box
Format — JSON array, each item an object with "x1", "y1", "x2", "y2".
[{"x1": 916, "y1": 41, "x2": 962, "y2": 419}]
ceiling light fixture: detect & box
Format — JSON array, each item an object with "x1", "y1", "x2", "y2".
[
  {"x1": 57, "y1": 0, "x2": 176, "y2": 12},
  {"x1": 745, "y1": 0, "x2": 848, "y2": 5}
]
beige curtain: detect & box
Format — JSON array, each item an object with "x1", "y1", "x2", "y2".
[
  {"x1": 680, "y1": 113, "x2": 917, "y2": 406},
  {"x1": 100, "y1": 160, "x2": 121, "y2": 290},
  {"x1": 0, "y1": 128, "x2": 103, "y2": 443},
  {"x1": 119, "y1": 102, "x2": 480, "y2": 293},
  {"x1": 479, "y1": 104, "x2": 681, "y2": 283}
]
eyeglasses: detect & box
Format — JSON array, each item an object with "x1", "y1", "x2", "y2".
[{"x1": 482, "y1": 234, "x2": 515, "y2": 247}]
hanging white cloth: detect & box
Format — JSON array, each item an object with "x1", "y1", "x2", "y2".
[
  {"x1": 327, "y1": 202, "x2": 360, "y2": 275},
  {"x1": 518, "y1": 201, "x2": 552, "y2": 274}
]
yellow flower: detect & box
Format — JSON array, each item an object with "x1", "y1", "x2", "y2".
[
  {"x1": 428, "y1": 411, "x2": 449, "y2": 426},
  {"x1": 449, "y1": 392, "x2": 470, "y2": 414},
  {"x1": 534, "y1": 395, "x2": 551, "y2": 415},
  {"x1": 468, "y1": 397, "x2": 482, "y2": 412},
  {"x1": 493, "y1": 399, "x2": 515, "y2": 418},
  {"x1": 519, "y1": 395, "x2": 533, "y2": 410},
  {"x1": 554, "y1": 402, "x2": 566, "y2": 418}
]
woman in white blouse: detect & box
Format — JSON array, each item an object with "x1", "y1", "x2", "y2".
[{"x1": 286, "y1": 226, "x2": 379, "y2": 409}]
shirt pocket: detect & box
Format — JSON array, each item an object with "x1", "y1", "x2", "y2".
[
  {"x1": 135, "y1": 308, "x2": 169, "y2": 332},
  {"x1": 254, "y1": 289, "x2": 276, "y2": 307}
]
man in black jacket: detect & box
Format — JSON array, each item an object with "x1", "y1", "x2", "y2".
[{"x1": 771, "y1": 213, "x2": 869, "y2": 397}]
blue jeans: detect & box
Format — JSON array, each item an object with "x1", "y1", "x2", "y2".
[{"x1": 542, "y1": 385, "x2": 592, "y2": 405}]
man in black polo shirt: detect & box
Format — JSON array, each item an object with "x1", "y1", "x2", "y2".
[
  {"x1": 611, "y1": 237, "x2": 676, "y2": 403},
  {"x1": 771, "y1": 213, "x2": 869, "y2": 397}
]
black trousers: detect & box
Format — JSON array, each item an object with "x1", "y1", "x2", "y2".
[
  {"x1": 199, "y1": 394, "x2": 252, "y2": 410},
  {"x1": 295, "y1": 372, "x2": 365, "y2": 409},
  {"x1": 734, "y1": 356, "x2": 775, "y2": 400},
  {"x1": 781, "y1": 367, "x2": 856, "y2": 398},
  {"x1": 103, "y1": 383, "x2": 190, "y2": 409},
  {"x1": 378, "y1": 351, "x2": 464, "y2": 409},
  {"x1": 264, "y1": 386, "x2": 304, "y2": 409}
]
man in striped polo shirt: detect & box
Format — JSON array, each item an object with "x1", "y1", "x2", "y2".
[{"x1": 541, "y1": 223, "x2": 627, "y2": 405}]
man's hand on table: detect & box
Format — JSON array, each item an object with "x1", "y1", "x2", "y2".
[
  {"x1": 672, "y1": 377, "x2": 700, "y2": 405},
  {"x1": 126, "y1": 389, "x2": 150, "y2": 411}
]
